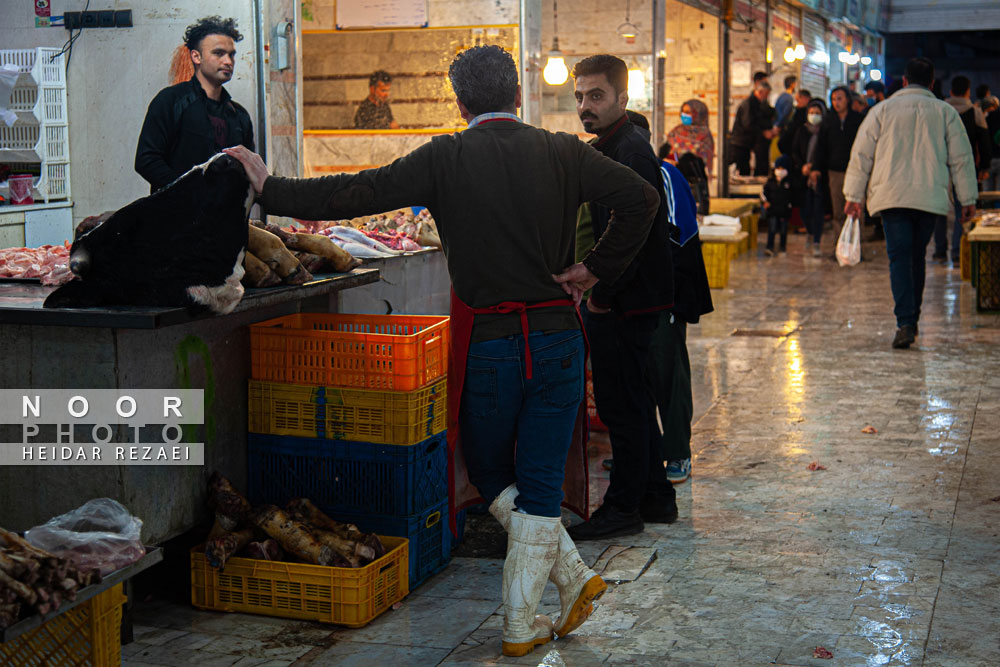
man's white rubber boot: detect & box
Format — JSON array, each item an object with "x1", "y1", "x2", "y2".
[
  {"x1": 549, "y1": 524, "x2": 607, "y2": 637},
  {"x1": 500, "y1": 511, "x2": 560, "y2": 657},
  {"x1": 489, "y1": 485, "x2": 607, "y2": 638}
]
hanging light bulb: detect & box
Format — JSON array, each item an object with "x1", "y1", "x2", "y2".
[
  {"x1": 627, "y1": 62, "x2": 645, "y2": 99},
  {"x1": 860, "y1": 55, "x2": 872, "y2": 65},
  {"x1": 544, "y1": 38, "x2": 569, "y2": 86},
  {"x1": 543, "y1": 2, "x2": 569, "y2": 86},
  {"x1": 794, "y1": 43, "x2": 806, "y2": 60},
  {"x1": 870, "y1": 69, "x2": 882, "y2": 81},
  {"x1": 838, "y1": 51, "x2": 851, "y2": 63},
  {"x1": 617, "y1": 0, "x2": 639, "y2": 44},
  {"x1": 783, "y1": 46, "x2": 796, "y2": 63},
  {"x1": 766, "y1": 44, "x2": 774, "y2": 64}
]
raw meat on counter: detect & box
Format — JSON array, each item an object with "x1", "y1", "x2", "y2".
[{"x1": 0, "y1": 243, "x2": 75, "y2": 286}]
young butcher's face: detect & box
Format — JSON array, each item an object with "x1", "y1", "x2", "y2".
[{"x1": 192, "y1": 34, "x2": 236, "y2": 87}]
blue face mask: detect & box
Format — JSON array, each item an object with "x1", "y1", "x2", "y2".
[
  {"x1": 866, "y1": 96, "x2": 876, "y2": 106},
  {"x1": 680, "y1": 113, "x2": 694, "y2": 125}
]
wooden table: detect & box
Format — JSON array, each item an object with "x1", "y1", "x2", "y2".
[
  {"x1": 701, "y1": 231, "x2": 749, "y2": 288},
  {"x1": 977, "y1": 191, "x2": 1000, "y2": 204},
  {"x1": 709, "y1": 199, "x2": 758, "y2": 252},
  {"x1": 968, "y1": 225, "x2": 1000, "y2": 311}
]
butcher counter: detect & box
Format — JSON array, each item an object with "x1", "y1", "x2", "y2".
[{"x1": 0, "y1": 268, "x2": 379, "y2": 544}]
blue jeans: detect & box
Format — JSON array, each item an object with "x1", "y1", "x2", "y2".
[
  {"x1": 459, "y1": 329, "x2": 585, "y2": 517},
  {"x1": 801, "y1": 187, "x2": 824, "y2": 244},
  {"x1": 882, "y1": 208, "x2": 940, "y2": 328},
  {"x1": 766, "y1": 216, "x2": 789, "y2": 251}
]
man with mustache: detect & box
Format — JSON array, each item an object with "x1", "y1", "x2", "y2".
[
  {"x1": 567, "y1": 55, "x2": 677, "y2": 541},
  {"x1": 135, "y1": 16, "x2": 255, "y2": 193}
]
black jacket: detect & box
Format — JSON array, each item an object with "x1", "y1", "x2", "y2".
[
  {"x1": 731, "y1": 95, "x2": 774, "y2": 148},
  {"x1": 957, "y1": 108, "x2": 993, "y2": 171},
  {"x1": 813, "y1": 109, "x2": 863, "y2": 173},
  {"x1": 589, "y1": 116, "x2": 674, "y2": 316},
  {"x1": 778, "y1": 106, "x2": 807, "y2": 155},
  {"x1": 135, "y1": 77, "x2": 255, "y2": 192},
  {"x1": 762, "y1": 177, "x2": 794, "y2": 218}
]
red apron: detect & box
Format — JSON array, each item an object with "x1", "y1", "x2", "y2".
[{"x1": 446, "y1": 289, "x2": 590, "y2": 536}]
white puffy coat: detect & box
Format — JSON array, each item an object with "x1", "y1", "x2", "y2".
[{"x1": 844, "y1": 86, "x2": 978, "y2": 216}]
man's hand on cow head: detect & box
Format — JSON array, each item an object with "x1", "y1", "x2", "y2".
[{"x1": 223, "y1": 146, "x2": 270, "y2": 194}]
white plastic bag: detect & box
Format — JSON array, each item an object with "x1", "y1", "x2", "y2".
[
  {"x1": 836, "y1": 215, "x2": 861, "y2": 267},
  {"x1": 25, "y1": 498, "x2": 145, "y2": 576}
]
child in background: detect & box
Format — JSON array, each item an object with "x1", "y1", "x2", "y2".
[{"x1": 762, "y1": 155, "x2": 794, "y2": 256}]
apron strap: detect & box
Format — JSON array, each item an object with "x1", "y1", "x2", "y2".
[{"x1": 469, "y1": 298, "x2": 573, "y2": 379}]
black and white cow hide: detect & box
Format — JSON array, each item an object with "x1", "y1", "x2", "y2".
[{"x1": 44, "y1": 153, "x2": 253, "y2": 315}]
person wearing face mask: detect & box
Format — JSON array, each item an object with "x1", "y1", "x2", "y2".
[
  {"x1": 792, "y1": 100, "x2": 828, "y2": 256},
  {"x1": 810, "y1": 86, "x2": 864, "y2": 255},
  {"x1": 762, "y1": 155, "x2": 794, "y2": 255},
  {"x1": 665, "y1": 99, "x2": 715, "y2": 175}
]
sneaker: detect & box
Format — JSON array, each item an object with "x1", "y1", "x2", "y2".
[
  {"x1": 892, "y1": 324, "x2": 916, "y2": 349},
  {"x1": 639, "y1": 493, "x2": 679, "y2": 524},
  {"x1": 763, "y1": 248, "x2": 774, "y2": 257},
  {"x1": 601, "y1": 458, "x2": 614, "y2": 472},
  {"x1": 566, "y1": 503, "x2": 644, "y2": 541},
  {"x1": 812, "y1": 246, "x2": 822, "y2": 257},
  {"x1": 666, "y1": 458, "x2": 691, "y2": 484}
]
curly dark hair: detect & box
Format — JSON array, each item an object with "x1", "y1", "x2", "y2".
[{"x1": 184, "y1": 16, "x2": 243, "y2": 51}]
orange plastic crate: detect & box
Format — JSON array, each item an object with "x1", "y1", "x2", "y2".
[
  {"x1": 190, "y1": 536, "x2": 408, "y2": 627},
  {"x1": 250, "y1": 313, "x2": 450, "y2": 390}
]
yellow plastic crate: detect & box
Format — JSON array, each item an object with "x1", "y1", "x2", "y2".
[
  {"x1": 248, "y1": 378, "x2": 447, "y2": 445},
  {"x1": 0, "y1": 583, "x2": 126, "y2": 667},
  {"x1": 190, "y1": 536, "x2": 408, "y2": 627},
  {"x1": 960, "y1": 231, "x2": 971, "y2": 282},
  {"x1": 746, "y1": 213, "x2": 759, "y2": 250},
  {"x1": 702, "y1": 241, "x2": 731, "y2": 288}
]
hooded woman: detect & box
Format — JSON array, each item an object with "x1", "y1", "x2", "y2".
[
  {"x1": 791, "y1": 98, "x2": 828, "y2": 256},
  {"x1": 665, "y1": 99, "x2": 715, "y2": 174}
]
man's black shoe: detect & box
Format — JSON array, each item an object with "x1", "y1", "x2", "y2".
[
  {"x1": 567, "y1": 503, "x2": 643, "y2": 541},
  {"x1": 639, "y1": 495, "x2": 679, "y2": 524},
  {"x1": 892, "y1": 325, "x2": 916, "y2": 349}
]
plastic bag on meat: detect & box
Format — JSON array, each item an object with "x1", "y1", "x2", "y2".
[{"x1": 25, "y1": 498, "x2": 145, "y2": 576}]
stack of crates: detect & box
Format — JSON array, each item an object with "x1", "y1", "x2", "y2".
[
  {"x1": 0, "y1": 48, "x2": 71, "y2": 203},
  {"x1": 247, "y1": 313, "x2": 453, "y2": 590}
]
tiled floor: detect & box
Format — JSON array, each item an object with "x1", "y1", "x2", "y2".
[{"x1": 126, "y1": 232, "x2": 1000, "y2": 666}]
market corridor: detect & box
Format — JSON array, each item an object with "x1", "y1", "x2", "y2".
[{"x1": 126, "y1": 239, "x2": 1000, "y2": 667}]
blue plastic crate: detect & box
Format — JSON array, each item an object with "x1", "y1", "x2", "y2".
[
  {"x1": 333, "y1": 500, "x2": 450, "y2": 590},
  {"x1": 247, "y1": 432, "x2": 447, "y2": 517}
]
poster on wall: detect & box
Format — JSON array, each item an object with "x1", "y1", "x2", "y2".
[
  {"x1": 336, "y1": 0, "x2": 429, "y2": 29},
  {"x1": 731, "y1": 59, "x2": 751, "y2": 87}
]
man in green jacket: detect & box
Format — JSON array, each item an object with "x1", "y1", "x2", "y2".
[{"x1": 226, "y1": 45, "x2": 660, "y2": 659}]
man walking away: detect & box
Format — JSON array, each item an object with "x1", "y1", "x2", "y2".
[
  {"x1": 731, "y1": 82, "x2": 776, "y2": 176},
  {"x1": 811, "y1": 86, "x2": 863, "y2": 253},
  {"x1": 774, "y1": 76, "x2": 797, "y2": 130},
  {"x1": 844, "y1": 57, "x2": 978, "y2": 349},
  {"x1": 937, "y1": 76, "x2": 993, "y2": 262},
  {"x1": 568, "y1": 55, "x2": 677, "y2": 541}
]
